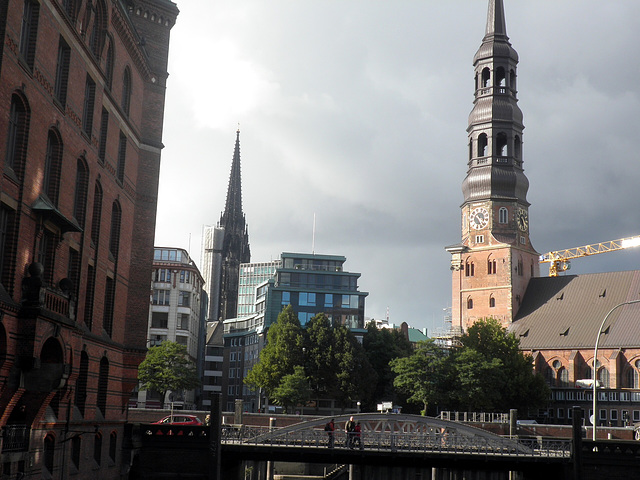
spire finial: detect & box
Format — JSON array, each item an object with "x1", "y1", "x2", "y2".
[{"x1": 486, "y1": 0, "x2": 508, "y2": 39}]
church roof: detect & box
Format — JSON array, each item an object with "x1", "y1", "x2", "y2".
[{"x1": 509, "y1": 271, "x2": 640, "y2": 350}]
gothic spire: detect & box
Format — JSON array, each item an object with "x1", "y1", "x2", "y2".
[{"x1": 220, "y1": 129, "x2": 245, "y2": 230}]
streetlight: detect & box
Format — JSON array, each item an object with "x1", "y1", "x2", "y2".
[{"x1": 592, "y1": 299, "x2": 640, "y2": 441}]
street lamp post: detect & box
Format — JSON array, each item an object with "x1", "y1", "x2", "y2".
[{"x1": 592, "y1": 299, "x2": 640, "y2": 441}]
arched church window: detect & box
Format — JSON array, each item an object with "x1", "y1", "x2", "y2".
[
  {"x1": 598, "y1": 367, "x2": 610, "y2": 388},
  {"x1": 496, "y1": 132, "x2": 508, "y2": 156},
  {"x1": 481, "y1": 67, "x2": 490, "y2": 87},
  {"x1": 465, "y1": 261, "x2": 474, "y2": 277},
  {"x1": 478, "y1": 133, "x2": 488, "y2": 157},
  {"x1": 498, "y1": 207, "x2": 508, "y2": 224},
  {"x1": 487, "y1": 258, "x2": 496, "y2": 275},
  {"x1": 553, "y1": 360, "x2": 562, "y2": 369},
  {"x1": 495, "y1": 67, "x2": 506, "y2": 87},
  {"x1": 467, "y1": 297, "x2": 473, "y2": 309},
  {"x1": 558, "y1": 367, "x2": 569, "y2": 387},
  {"x1": 468, "y1": 141, "x2": 472, "y2": 161},
  {"x1": 489, "y1": 296, "x2": 495, "y2": 308},
  {"x1": 510, "y1": 69, "x2": 516, "y2": 90}
]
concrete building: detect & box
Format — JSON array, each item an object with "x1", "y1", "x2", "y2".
[
  {"x1": 135, "y1": 247, "x2": 204, "y2": 409},
  {"x1": 223, "y1": 252, "x2": 368, "y2": 412},
  {"x1": 201, "y1": 320, "x2": 224, "y2": 409},
  {"x1": 0, "y1": 0, "x2": 178, "y2": 478},
  {"x1": 448, "y1": 0, "x2": 640, "y2": 427}
]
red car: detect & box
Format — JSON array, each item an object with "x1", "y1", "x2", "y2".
[{"x1": 152, "y1": 414, "x2": 203, "y2": 426}]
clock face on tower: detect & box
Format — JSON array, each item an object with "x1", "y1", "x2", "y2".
[
  {"x1": 517, "y1": 208, "x2": 529, "y2": 231},
  {"x1": 469, "y1": 207, "x2": 489, "y2": 230}
]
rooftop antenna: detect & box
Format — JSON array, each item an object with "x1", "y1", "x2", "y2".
[{"x1": 312, "y1": 213, "x2": 316, "y2": 254}]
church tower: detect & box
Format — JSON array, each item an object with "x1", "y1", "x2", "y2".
[
  {"x1": 203, "y1": 130, "x2": 251, "y2": 321},
  {"x1": 446, "y1": 0, "x2": 539, "y2": 331}
]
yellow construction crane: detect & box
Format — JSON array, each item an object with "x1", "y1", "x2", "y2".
[{"x1": 539, "y1": 235, "x2": 640, "y2": 277}]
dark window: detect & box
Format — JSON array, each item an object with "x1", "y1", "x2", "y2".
[
  {"x1": 105, "y1": 40, "x2": 114, "y2": 89},
  {"x1": 37, "y1": 229, "x2": 56, "y2": 285},
  {"x1": 151, "y1": 312, "x2": 168, "y2": 329},
  {"x1": 481, "y1": 67, "x2": 490, "y2": 88},
  {"x1": 90, "y1": 0, "x2": 107, "y2": 58},
  {"x1": 63, "y1": 0, "x2": 79, "y2": 21},
  {"x1": 75, "y1": 351, "x2": 89, "y2": 415},
  {"x1": 82, "y1": 75, "x2": 96, "y2": 136},
  {"x1": 90, "y1": 182, "x2": 103, "y2": 246},
  {"x1": 67, "y1": 248, "x2": 80, "y2": 296},
  {"x1": 488, "y1": 258, "x2": 496, "y2": 274},
  {"x1": 121, "y1": 67, "x2": 132, "y2": 115},
  {"x1": 465, "y1": 261, "x2": 474, "y2": 277},
  {"x1": 0, "y1": 206, "x2": 16, "y2": 294},
  {"x1": 98, "y1": 108, "x2": 109, "y2": 163},
  {"x1": 467, "y1": 298, "x2": 473, "y2": 309},
  {"x1": 117, "y1": 132, "x2": 126, "y2": 183},
  {"x1": 177, "y1": 313, "x2": 189, "y2": 330},
  {"x1": 108, "y1": 432, "x2": 117, "y2": 463},
  {"x1": 93, "y1": 433, "x2": 102, "y2": 466},
  {"x1": 108, "y1": 201, "x2": 121, "y2": 261},
  {"x1": 71, "y1": 435, "x2": 81, "y2": 469},
  {"x1": 103, "y1": 277, "x2": 115, "y2": 337},
  {"x1": 152, "y1": 289, "x2": 170, "y2": 305},
  {"x1": 43, "y1": 130, "x2": 63, "y2": 206},
  {"x1": 97, "y1": 357, "x2": 109, "y2": 416},
  {"x1": 44, "y1": 434, "x2": 55, "y2": 474},
  {"x1": 54, "y1": 37, "x2": 71, "y2": 107},
  {"x1": 84, "y1": 265, "x2": 95, "y2": 329},
  {"x1": 178, "y1": 291, "x2": 190, "y2": 307},
  {"x1": 73, "y1": 157, "x2": 89, "y2": 227},
  {"x1": 19, "y1": 0, "x2": 39, "y2": 70},
  {"x1": 6, "y1": 94, "x2": 30, "y2": 176},
  {"x1": 489, "y1": 296, "x2": 495, "y2": 308}
]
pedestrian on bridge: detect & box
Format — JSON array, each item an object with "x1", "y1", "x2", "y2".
[
  {"x1": 324, "y1": 419, "x2": 335, "y2": 448},
  {"x1": 345, "y1": 416, "x2": 356, "y2": 448}
]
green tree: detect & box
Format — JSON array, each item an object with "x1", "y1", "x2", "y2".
[
  {"x1": 137, "y1": 341, "x2": 200, "y2": 406},
  {"x1": 363, "y1": 323, "x2": 413, "y2": 410},
  {"x1": 244, "y1": 305, "x2": 304, "y2": 397},
  {"x1": 390, "y1": 339, "x2": 448, "y2": 414},
  {"x1": 304, "y1": 313, "x2": 337, "y2": 400},
  {"x1": 333, "y1": 325, "x2": 377, "y2": 410},
  {"x1": 452, "y1": 318, "x2": 549, "y2": 413},
  {"x1": 271, "y1": 365, "x2": 311, "y2": 413}
]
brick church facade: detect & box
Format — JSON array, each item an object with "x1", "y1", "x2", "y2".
[
  {"x1": 448, "y1": 0, "x2": 640, "y2": 429},
  {"x1": 0, "y1": 0, "x2": 178, "y2": 478}
]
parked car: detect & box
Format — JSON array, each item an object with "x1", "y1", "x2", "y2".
[{"x1": 152, "y1": 415, "x2": 203, "y2": 426}]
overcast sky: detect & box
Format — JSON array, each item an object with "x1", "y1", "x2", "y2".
[{"x1": 154, "y1": 1, "x2": 640, "y2": 334}]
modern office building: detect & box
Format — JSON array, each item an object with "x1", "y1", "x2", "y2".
[
  {"x1": 135, "y1": 247, "x2": 204, "y2": 409},
  {"x1": 237, "y1": 260, "x2": 281, "y2": 318},
  {"x1": 223, "y1": 252, "x2": 368, "y2": 412},
  {"x1": 201, "y1": 130, "x2": 251, "y2": 323},
  {"x1": 0, "y1": 0, "x2": 178, "y2": 478},
  {"x1": 447, "y1": 0, "x2": 640, "y2": 427}
]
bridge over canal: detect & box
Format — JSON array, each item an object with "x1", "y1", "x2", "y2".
[{"x1": 129, "y1": 412, "x2": 603, "y2": 479}]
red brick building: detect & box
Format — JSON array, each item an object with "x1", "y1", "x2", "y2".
[{"x1": 0, "y1": 0, "x2": 178, "y2": 478}]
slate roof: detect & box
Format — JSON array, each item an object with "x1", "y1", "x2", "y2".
[{"x1": 508, "y1": 271, "x2": 640, "y2": 350}]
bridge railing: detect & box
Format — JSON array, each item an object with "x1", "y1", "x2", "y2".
[{"x1": 223, "y1": 425, "x2": 571, "y2": 458}]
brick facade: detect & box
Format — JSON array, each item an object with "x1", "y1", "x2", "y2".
[{"x1": 0, "y1": 1, "x2": 177, "y2": 478}]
